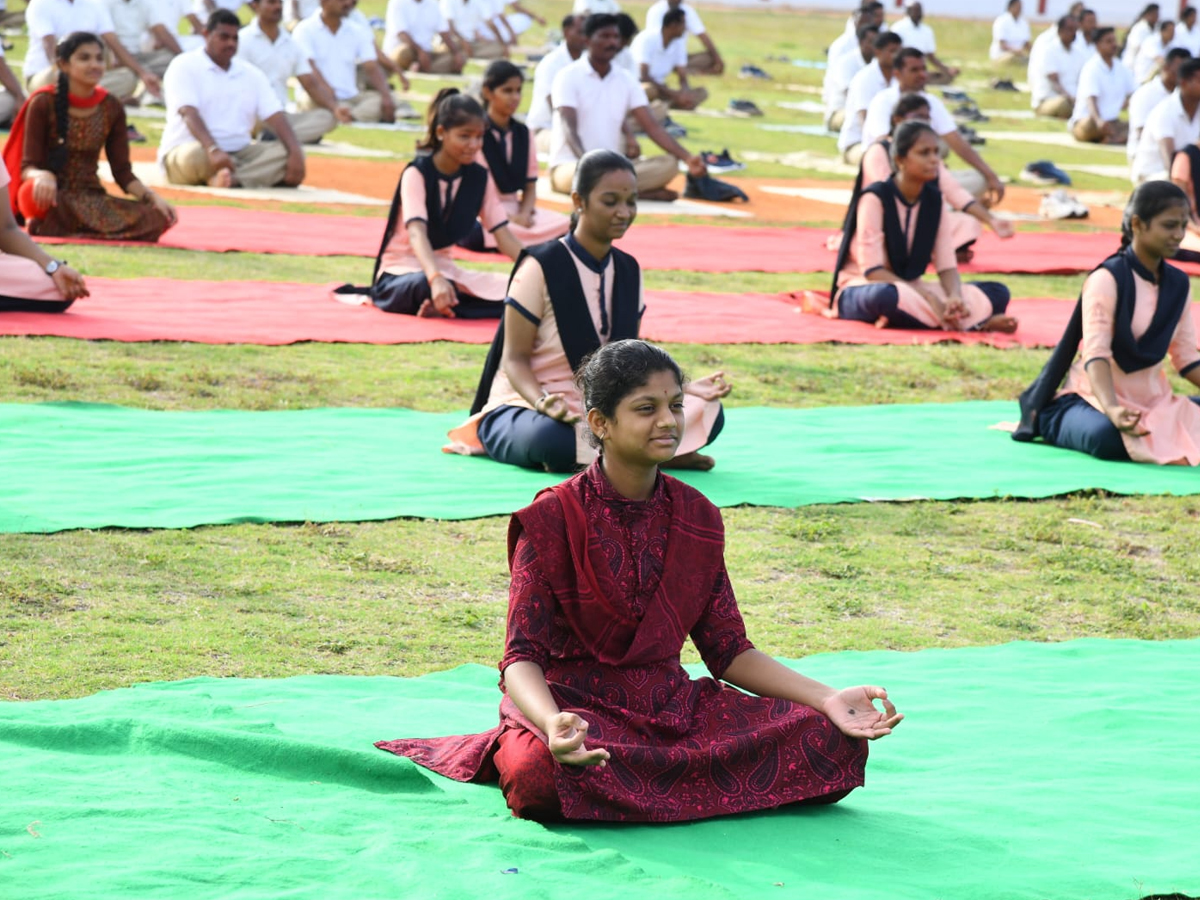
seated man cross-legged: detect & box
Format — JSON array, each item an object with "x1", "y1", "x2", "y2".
[
  {"x1": 630, "y1": 7, "x2": 707, "y2": 112},
  {"x1": 159, "y1": 10, "x2": 306, "y2": 188}
]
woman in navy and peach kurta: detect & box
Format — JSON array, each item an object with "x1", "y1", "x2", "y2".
[{"x1": 377, "y1": 462, "x2": 870, "y2": 822}]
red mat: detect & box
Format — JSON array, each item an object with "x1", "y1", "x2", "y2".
[
  {"x1": 0, "y1": 278, "x2": 1134, "y2": 348},
  {"x1": 34, "y1": 207, "x2": 1178, "y2": 276}
]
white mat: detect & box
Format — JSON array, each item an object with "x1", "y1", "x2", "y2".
[
  {"x1": 1060, "y1": 163, "x2": 1133, "y2": 180},
  {"x1": 759, "y1": 123, "x2": 836, "y2": 136},
  {"x1": 304, "y1": 141, "x2": 400, "y2": 159},
  {"x1": 979, "y1": 108, "x2": 1038, "y2": 120},
  {"x1": 978, "y1": 130, "x2": 1128, "y2": 153},
  {"x1": 740, "y1": 149, "x2": 857, "y2": 176},
  {"x1": 760, "y1": 185, "x2": 851, "y2": 205},
  {"x1": 536, "y1": 177, "x2": 751, "y2": 218},
  {"x1": 101, "y1": 161, "x2": 390, "y2": 206},
  {"x1": 775, "y1": 100, "x2": 826, "y2": 114}
]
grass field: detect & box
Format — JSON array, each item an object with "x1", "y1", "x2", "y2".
[{"x1": 3, "y1": 4, "x2": 1197, "y2": 703}]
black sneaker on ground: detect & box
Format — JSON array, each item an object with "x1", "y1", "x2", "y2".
[
  {"x1": 739, "y1": 64, "x2": 771, "y2": 80},
  {"x1": 127, "y1": 124, "x2": 147, "y2": 143},
  {"x1": 727, "y1": 99, "x2": 763, "y2": 117},
  {"x1": 662, "y1": 116, "x2": 688, "y2": 138}
]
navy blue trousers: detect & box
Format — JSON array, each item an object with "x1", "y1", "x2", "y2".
[
  {"x1": 0, "y1": 296, "x2": 74, "y2": 312},
  {"x1": 838, "y1": 281, "x2": 1010, "y2": 329},
  {"x1": 1039, "y1": 393, "x2": 1200, "y2": 461},
  {"x1": 372, "y1": 272, "x2": 501, "y2": 319}
]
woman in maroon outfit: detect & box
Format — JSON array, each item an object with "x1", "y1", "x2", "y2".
[{"x1": 378, "y1": 340, "x2": 902, "y2": 822}]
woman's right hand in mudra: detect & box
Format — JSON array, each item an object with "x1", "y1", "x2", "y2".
[
  {"x1": 538, "y1": 392, "x2": 579, "y2": 423},
  {"x1": 546, "y1": 712, "x2": 609, "y2": 767},
  {"x1": 429, "y1": 274, "x2": 458, "y2": 316},
  {"x1": 1107, "y1": 405, "x2": 1149, "y2": 436}
]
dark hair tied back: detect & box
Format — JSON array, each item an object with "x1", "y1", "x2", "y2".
[
  {"x1": 1120, "y1": 180, "x2": 1188, "y2": 248},
  {"x1": 50, "y1": 32, "x2": 104, "y2": 174},
  {"x1": 576, "y1": 340, "x2": 685, "y2": 448},
  {"x1": 418, "y1": 87, "x2": 484, "y2": 152},
  {"x1": 890, "y1": 119, "x2": 937, "y2": 164},
  {"x1": 482, "y1": 59, "x2": 524, "y2": 96},
  {"x1": 569, "y1": 149, "x2": 635, "y2": 230}
]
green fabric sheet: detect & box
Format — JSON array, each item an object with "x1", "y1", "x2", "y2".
[
  {"x1": 2, "y1": 639, "x2": 1197, "y2": 899},
  {"x1": 2, "y1": 401, "x2": 1199, "y2": 533}
]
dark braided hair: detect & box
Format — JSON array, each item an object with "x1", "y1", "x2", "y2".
[
  {"x1": 1120, "y1": 180, "x2": 1188, "y2": 249},
  {"x1": 416, "y1": 87, "x2": 484, "y2": 153},
  {"x1": 576, "y1": 340, "x2": 685, "y2": 449},
  {"x1": 49, "y1": 32, "x2": 105, "y2": 175}
]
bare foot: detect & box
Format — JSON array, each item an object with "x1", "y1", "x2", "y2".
[
  {"x1": 980, "y1": 314, "x2": 1018, "y2": 333},
  {"x1": 416, "y1": 299, "x2": 439, "y2": 317},
  {"x1": 207, "y1": 168, "x2": 235, "y2": 188},
  {"x1": 874, "y1": 315, "x2": 890, "y2": 329},
  {"x1": 663, "y1": 451, "x2": 716, "y2": 470}
]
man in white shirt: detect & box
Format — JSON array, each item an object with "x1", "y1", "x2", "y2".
[
  {"x1": 891, "y1": 3, "x2": 957, "y2": 84},
  {"x1": 1127, "y1": 47, "x2": 1189, "y2": 162},
  {"x1": 1071, "y1": 27, "x2": 1135, "y2": 143},
  {"x1": 644, "y1": 0, "x2": 722, "y2": 75},
  {"x1": 631, "y1": 7, "x2": 706, "y2": 111},
  {"x1": 1175, "y1": 7, "x2": 1200, "y2": 55},
  {"x1": 160, "y1": 10, "x2": 304, "y2": 187},
  {"x1": 0, "y1": 43, "x2": 24, "y2": 128},
  {"x1": 837, "y1": 30, "x2": 900, "y2": 165},
  {"x1": 1133, "y1": 19, "x2": 1174, "y2": 85},
  {"x1": 861, "y1": 47, "x2": 1005, "y2": 202},
  {"x1": 823, "y1": 23, "x2": 876, "y2": 132},
  {"x1": 990, "y1": 0, "x2": 1031, "y2": 64},
  {"x1": 1132, "y1": 57, "x2": 1200, "y2": 182},
  {"x1": 104, "y1": 0, "x2": 180, "y2": 78},
  {"x1": 294, "y1": 0, "x2": 414, "y2": 123},
  {"x1": 1029, "y1": 16, "x2": 1085, "y2": 119},
  {"x1": 549, "y1": 13, "x2": 705, "y2": 200},
  {"x1": 838, "y1": 1, "x2": 886, "y2": 41},
  {"x1": 828, "y1": 1, "x2": 883, "y2": 63},
  {"x1": 573, "y1": 0, "x2": 618, "y2": 13},
  {"x1": 148, "y1": 0, "x2": 204, "y2": 55},
  {"x1": 527, "y1": 15, "x2": 586, "y2": 152},
  {"x1": 24, "y1": 0, "x2": 160, "y2": 100},
  {"x1": 384, "y1": 0, "x2": 464, "y2": 73},
  {"x1": 1074, "y1": 7, "x2": 1097, "y2": 55},
  {"x1": 239, "y1": 0, "x2": 349, "y2": 143},
  {"x1": 441, "y1": 0, "x2": 509, "y2": 59}
]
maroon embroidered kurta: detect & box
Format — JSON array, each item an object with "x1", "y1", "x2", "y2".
[{"x1": 376, "y1": 463, "x2": 868, "y2": 822}]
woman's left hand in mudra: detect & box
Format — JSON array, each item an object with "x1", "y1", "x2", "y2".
[
  {"x1": 823, "y1": 686, "x2": 902, "y2": 740},
  {"x1": 686, "y1": 371, "x2": 732, "y2": 401}
]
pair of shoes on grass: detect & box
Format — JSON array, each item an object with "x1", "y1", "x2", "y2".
[
  {"x1": 727, "y1": 98, "x2": 763, "y2": 117},
  {"x1": 1039, "y1": 189, "x2": 1088, "y2": 220}
]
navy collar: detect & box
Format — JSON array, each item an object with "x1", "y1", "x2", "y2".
[
  {"x1": 1124, "y1": 246, "x2": 1160, "y2": 285},
  {"x1": 566, "y1": 232, "x2": 611, "y2": 274}
]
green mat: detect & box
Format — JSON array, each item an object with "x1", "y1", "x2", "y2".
[
  {"x1": 2, "y1": 401, "x2": 1199, "y2": 533},
  {"x1": 2, "y1": 640, "x2": 1197, "y2": 899}
]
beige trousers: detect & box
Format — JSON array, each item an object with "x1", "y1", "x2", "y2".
[
  {"x1": 950, "y1": 168, "x2": 987, "y2": 200},
  {"x1": 136, "y1": 49, "x2": 176, "y2": 78},
  {"x1": 534, "y1": 129, "x2": 551, "y2": 154},
  {"x1": 842, "y1": 143, "x2": 866, "y2": 167},
  {"x1": 390, "y1": 41, "x2": 461, "y2": 73},
  {"x1": 28, "y1": 65, "x2": 138, "y2": 100},
  {"x1": 826, "y1": 108, "x2": 845, "y2": 132},
  {"x1": 287, "y1": 108, "x2": 337, "y2": 144},
  {"x1": 550, "y1": 154, "x2": 677, "y2": 194},
  {"x1": 468, "y1": 39, "x2": 507, "y2": 60},
  {"x1": 642, "y1": 80, "x2": 708, "y2": 110},
  {"x1": 992, "y1": 50, "x2": 1029, "y2": 66},
  {"x1": 685, "y1": 50, "x2": 719, "y2": 74},
  {"x1": 299, "y1": 89, "x2": 416, "y2": 122},
  {"x1": 163, "y1": 140, "x2": 290, "y2": 188},
  {"x1": 1036, "y1": 96, "x2": 1072, "y2": 119},
  {"x1": 926, "y1": 69, "x2": 954, "y2": 85},
  {"x1": 1072, "y1": 117, "x2": 1127, "y2": 144}
]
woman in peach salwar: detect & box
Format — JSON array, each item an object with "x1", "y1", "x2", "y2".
[
  {"x1": 446, "y1": 149, "x2": 728, "y2": 473},
  {"x1": 458, "y1": 60, "x2": 569, "y2": 252},
  {"x1": 1014, "y1": 181, "x2": 1200, "y2": 464},
  {"x1": 856, "y1": 93, "x2": 1013, "y2": 262},
  {"x1": 0, "y1": 162, "x2": 88, "y2": 311},
  {"x1": 831, "y1": 120, "x2": 1016, "y2": 333},
  {"x1": 1169, "y1": 144, "x2": 1200, "y2": 257}
]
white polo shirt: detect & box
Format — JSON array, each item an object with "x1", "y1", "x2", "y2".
[
  {"x1": 861, "y1": 84, "x2": 955, "y2": 146},
  {"x1": 891, "y1": 16, "x2": 935, "y2": 55},
  {"x1": 838, "y1": 58, "x2": 886, "y2": 151},
  {"x1": 283, "y1": 0, "x2": 319, "y2": 25},
  {"x1": 1127, "y1": 76, "x2": 1170, "y2": 161},
  {"x1": 25, "y1": 0, "x2": 115, "y2": 75},
  {"x1": 293, "y1": 14, "x2": 376, "y2": 101},
  {"x1": 644, "y1": 0, "x2": 703, "y2": 37},
  {"x1": 1174, "y1": 23, "x2": 1200, "y2": 56},
  {"x1": 1133, "y1": 33, "x2": 1166, "y2": 85},
  {"x1": 159, "y1": 48, "x2": 282, "y2": 158},
  {"x1": 1029, "y1": 33, "x2": 1087, "y2": 108},
  {"x1": 527, "y1": 43, "x2": 573, "y2": 132},
  {"x1": 823, "y1": 48, "x2": 866, "y2": 120},
  {"x1": 384, "y1": 0, "x2": 449, "y2": 54},
  {"x1": 1121, "y1": 19, "x2": 1152, "y2": 69},
  {"x1": 1132, "y1": 90, "x2": 1200, "y2": 181},
  {"x1": 630, "y1": 29, "x2": 685, "y2": 83},
  {"x1": 826, "y1": 29, "x2": 857, "y2": 63},
  {"x1": 441, "y1": 0, "x2": 490, "y2": 41},
  {"x1": 237, "y1": 19, "x2": 312, "y2": 106},
  {"x1": 990, "y1": 11, "x2": 1030, "y2": 60},
  {"x1": 105, "y1": 0, "x2": 167, "y2": 51},
  {"x1": 1070, "y1": 55, "x2": 1135, "y2": 128},
  {"x1": 549, "y1": 56, "x2": 648, "y2": 168},
  {"x1": 842, "y1": 14, "x2": 886, "y2": 37}
]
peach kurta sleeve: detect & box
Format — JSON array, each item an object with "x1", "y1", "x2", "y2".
[
  {"x1": 1167, "y1": 282, "x2": 1200, "y2": 375},
  {"x1": 1079, "y1": 268, "x2": 1118, "y2": 364},
  {"x1": 1171, "y1": 152, "x2": 1194, "y2": 208},
  {"x1": 525, "y1": 133, "x2": 539, "y2": 181},
  {"x1": 930, "y1": 198, "x2": 959, "y2": 272},
  {"x1": 479, "y1": 175, "x2": 510, "y2": 232},
  {"x1": 937, "y1": 162, "x2": 975, "y2": 213},
  {"x1": 860, "y1": 143, "x2": 891, "y2": 185},
  {"x1": 400, "y1": 165, "x2": 427, "y2": 225},
  {"x1": 854, "y1": 192, "x2": 888, "y2": 274}
]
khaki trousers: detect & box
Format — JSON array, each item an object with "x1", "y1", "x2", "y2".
[
  {"x1": 992, "y1": 50, "x2": 1028, "y2": 66},
  {"x1": 29, "y1": 65, "x2": 138, "y2": 100},
  {"x1": 136, "y1": 49, "x2": 176, "y2": 78},
  {"x1": 950, "y1": 168, "x2": 987, "y2": 200},
  {"x1": 550, "y1": 154, "x2": 677, "y2": 195},
  {"x1": 391, "y1": 41, "x2": 461, "y2": 73},
  {"x1": 825, "y1": 108, "x2": 845, "y2": 132},
  {"x1": 534, "y1": 129, "x2": 551, "y2": 154},
  {"x1": 1036, "y1": 96, "x2": 1072, "y2": 119},
  {"x1": 1072, "y1": 117, "x2": 1127, "y2": 144},
  {"x1": 287, "y1": 108, "x2": 337, "y2": 144},
  {"x1": 642, "y1": 80, "x2": 708, "y2": 110},
  {"x1": 299, "y1": 89, "x2": 416, "y2": 123},
  {"x1": 842, "y1": 143, "x2": 865, "y2": 167},
  {"x1": 164, "y1": 140, "x2": 290, "y2": 188},
  {"x1": 685, "y1": 50, "x2": 719, "y2": 74},
  {"x1": 468, "y1": 39, "x2": 507, "y2": 60},
  {"x1": 926, "y1": 69, "x2": 954, "y2": 85}
]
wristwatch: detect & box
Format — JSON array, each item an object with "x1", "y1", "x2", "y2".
[{"x1": 44, "y1": 259, "x2": 62, "y2": 276}]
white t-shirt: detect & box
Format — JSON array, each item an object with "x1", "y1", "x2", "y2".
[
  {"x1": 384, "y1": 0, "x2": 449, "y2": 54},
  {"x1": 891, "y1": 16, "x2": 935, "y2": 55},
  {"x1": 1070, "y1": 55, "x2": 1135, "y2": 127},
  {"x1": 526, "y1": 42, "x2": 574, "y2": 132},
  {"x1": 823, "y1": 47, "x2": 866, "y2": 120},
  {"x1": 441, "y1": 0, "x2": 491, "y2": 41},
  {"x1": 572, "y1": 0, "x2": 619, "y2": 12},
  {"x1": 1029, "y1": 32, "x2": 1087, "y2": 107},
  {"x1": 283, "y1": 0, "x2": 319, "y2": 26},
  {"x1": 159, "y1": 48, "x2": 283, "y2": 157},
  {"x1": 1132, "y1": 90, "x2": 1200, "y2": 181},
  {"x1": 1127, "y1": 77, "x2": 1171, "y2": 160},
  {"x1": 1174, "y1": 22, "x2": 1200, "y2": 56},
  {"x1": 1072, "y1": 31, "x2": 1094, "y2": 57},
  {"x1": 549, "y1": 56, "x2": 649, "y2": 168},
  {"x1": 826, "y1": 29, "x2": 857, "y2": 63},
  {"x1": 191, "y1": 0, "x2": 242, "y2": 16},
  {"x1": 1133, "y1": 33, "x2": 1166, "y2": 85},
  {"x1": 1121, "y1": 19, "x2": 1152, "y2": 69},
  {"x1": 861, "y1": 84, "x2": 955, "y2": 146},
  {"x1": 842, "y1": 14, "x2": 885, "y2": 38},
  {"x1": 25, "y1": 0, "x2": 115, "y2": 75},
  {"x1": 837, "y1": 58, "x2": 886, "y2": 151},
  {"x1": 990, "y1": 11, "x2": 1030, "y2": 60},
  {"x1": 292, "y1": 14, "x2": 376, "y2": 101},
  {"x1": 630, "y1": 28, "x2": 686, "y2": 83},
  {"x1": 644, "y1": 0, "x2": 703, "y2": 37},
  {"x1": 105, "y1": 0, "x2": 167, "y2": 51},
  {"x1": 237, "y1": 18, "x2": 312, "y2": 106}
]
